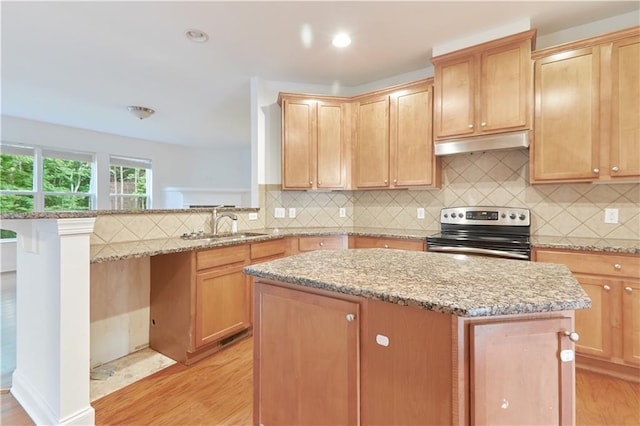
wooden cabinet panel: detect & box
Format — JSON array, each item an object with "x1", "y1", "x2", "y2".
[
  {"x1": 390, "y1": 84, "x2": 439, "y2": 187},
  {"x1": 250, "y1": 238, "x2": 289, "y2": 262},
  {"x1": 350, "y1": 235, "x2": 425, "y2": 251},
  {"x1": 254, "y1": 283, "x2": 359, "y2": 426},
  {"x1": 355, "y1": 95, "x2": 390, "y2": 188},
  {"x1": 535, "y1": 249, "x2": 640, "y2": 278},
  {"x1": 281, "y1": 98, "x2": 314, "y2": 189},
  {"x1": 610, "y1": 35, "x2": 640, "y2": 179},
  {"x1": 622, "y1": 280, "x2": 640, "y2": 366},
  {"x1": 197, "y1": 244, "x2": 248, "y2": 271},
  {"x1": 195, "y1": 264, "x2": 250, "y2": 348},
  {"x1": 433, "y1": 30, "x2": 534, "y2": 141},
  {"x1": 480, "y1": 41, "x2": 529, "y2": 132},
  {"x1": 361, "y1": 299, "x2": 451, "y2": 425},
  {"x1": 316, "y1": 101, "x2": 347, "y2": 188},
  {"x1": 434, "y1": 56, "x2": 475, "y2": 138},
  {"x1": 470, "y1": 317, "x2": 574, "y2": 425},
  {"x1": 298, "y1": 235, "x2": 347, "y2": 252},
  {"x1": 533, "y1": 47, "x2": 600, "y2": 181},
  {"x1": 573, "y1": 274, "x2": 614, "y2": 358}
]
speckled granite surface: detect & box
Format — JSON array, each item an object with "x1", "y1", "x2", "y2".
[
  {"x1": 0, "y1": 206, "x2": 254, "y2": 220},
  {"x1": 244, "y1": 249, "x2": 591, "y2": 317},
  {"x1": 532, "y1": 235, "x2": 639, "y2": 254}
]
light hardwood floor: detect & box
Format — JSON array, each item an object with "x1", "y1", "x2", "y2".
[{"x1": 2, "y1": 336, "x2": 639, "y2": 425}]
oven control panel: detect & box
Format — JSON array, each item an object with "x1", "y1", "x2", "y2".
[{"x1": 440, "y1": 207, "x2": 530, "y2": 226}]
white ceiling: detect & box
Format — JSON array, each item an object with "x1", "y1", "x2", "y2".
[{"x1": 2, "y1": 1, "x2": 638, "y2": 149}]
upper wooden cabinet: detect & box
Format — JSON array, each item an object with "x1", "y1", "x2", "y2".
[
  {"x1": 279, "y1": 94, "x2": 350, "y2": 190},
  {"x1": 531, "y1": 27, "x2": 640, "y2": 183},
  {"x1": 279, "y1": 79, "x2": 440, "y2": 191},
  {"x1": 432, "y1": 30, "x2": 535, "y2": 140},
  {"x1": 354, "y1": 80, "x2": 441, "y2": 189}
]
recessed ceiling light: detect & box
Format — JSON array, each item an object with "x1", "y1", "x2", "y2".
[
  {"x1": 185, "y1": 29, "x2": 209, "y2": 43},
  {"x1": 332, "y1": 33, "x2": 351, "y2": 48}
]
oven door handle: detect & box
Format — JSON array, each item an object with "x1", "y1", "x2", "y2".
[{"x1": 427, "y1": 246, "x2": 529, "y2": 260}]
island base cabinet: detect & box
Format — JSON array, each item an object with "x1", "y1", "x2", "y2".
[
  {"x1": 253, "y1": 281, "x2": 359, "y2": 426},
  {"x1": 470, "y1": 317, "x2": 575, "y2": 425}
]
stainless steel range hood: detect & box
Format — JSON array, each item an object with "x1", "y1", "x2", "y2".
[{"x1": 434, "y1": 130, "x2": 530, "y2": 156}]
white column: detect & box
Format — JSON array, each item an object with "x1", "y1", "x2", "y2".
[{"x1": 3, "y1": 217, "x2": 96, "y2": 426}]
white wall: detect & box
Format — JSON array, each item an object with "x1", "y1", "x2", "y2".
[{"x1": 0, "y1": 115, "x2": 251, "y2": 208}]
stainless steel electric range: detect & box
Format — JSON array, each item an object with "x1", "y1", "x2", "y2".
[{"x1": 426, "y1": 206, "x2": 531, "y2": 260}]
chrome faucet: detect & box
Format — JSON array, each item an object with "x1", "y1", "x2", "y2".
[{"x1": 212, "y1": 207, "x2": 238, "y2": 236}]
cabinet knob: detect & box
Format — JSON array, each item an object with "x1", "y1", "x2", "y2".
[
  {"x1": 612, "y1": 166, "x2": 620, "y2": 172},
  {"x1": 592, "y1": 168, "x2": 600, "y2": 174},
  {"x1": 345, "y1": 313, "x2": 356, "y2": 322},
  {"x1": 318, "y1": 181, "x2": 322, "y2": 185},
  {"x1": 564, "y1": 331, "x2": 580, "y2": 342},
  {"x1": 384, "y1": 244, "x2": 389, "y2": 248},
  {"x1": 468, "y1": 124, "x2": 474, "y2": 129},
  {"x1": 603, "y1": 284, "x2": 611, "y2": 291},
  {"x1": 625, "y1": 287, "x2": 633, "y2": 293},
  {"x1": 481, "y1": 122, "x2": 487, "y2": 127},
  {"x1": 384, "y1": 179, "x2": 388, "y2": 184},
  {"x1": 319, "y1": 242, "x2": 324, "y2": 247},
  {"x1": 614, "y1": 263, "x2": 622, "y2": 271},
  {"x1": 393, "y1": 179, "x2": 397, "y2": 184}
]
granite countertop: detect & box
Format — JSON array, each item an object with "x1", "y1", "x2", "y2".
[
  {"x1": 89, "y1": 227, "x2": 639, "y2": 263},
  {"x1": 244, "y1": 248, "x2": 591, "y2": 317}
]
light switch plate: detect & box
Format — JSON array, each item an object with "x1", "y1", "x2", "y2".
[
  {"x1": 339, "y1": 207, "x2": 346, "y2": 218},
  {"x1": 274, "y1": 207, "x2": 285, "y2": 218},
  {"x1": 417, "y1": 207, "x2": 425, "y2": 219},
  {"x1": 248, "y1": 212, "x2": 258, "y2": 221},
  {"x1": 288, "y1": 208, "x2": 296, "y2": 218},
  {"x1": 604, "y1": 208, "x2": 619, "y2": 224}
]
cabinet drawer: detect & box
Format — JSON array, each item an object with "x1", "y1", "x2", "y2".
[
  {"x1": 536, "y1": 249, "x2": 640, "y2": 278},
  {"x1": 298, "y1": 236, "x2": 346, "y2": 252},
  {"x1": 351, "y1": 236, "x2": 425, "y2": 251},
  {"x1": 251, "y1": 238, "x2": 288, "y2": 261},
  {"x1": 197, "y1": 244, "x2": 249, "y2": 271}
]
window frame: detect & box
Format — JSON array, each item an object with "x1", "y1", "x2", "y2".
[
  {"x1": 1, "y1": 144, "x2": 97, "y2": 212},
  {"x1": 109, "y1": 155, "x2": 153, "y2": 210}
]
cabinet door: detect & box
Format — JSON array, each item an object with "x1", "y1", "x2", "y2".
[
  {"x1": 254, "y1": 283, "x2": 359, "y2": 426},
  {"x1": 610, "y1": 35, "x2": 640, "y2": 179},
  {"x1": 316, "y1": 101, "x2": 347, "y2": 188},
  {"x1": 195, "y1": 263, "x2": 250, "y2": 348},
  {"x1": 470, "y1": 317, "x2": 575, "y2": 425},
  {"x1": 390, "y1": 85, "x2": 435, "y2": 187},
  {"x1": 355, "y1": 95, "x2": 390, "y2": 188},
  {"x1": 622, "y1": 280, "x2": 640, "y2": 366},
  {"x1": 282, "y1": 98, "x2": 315, "y2": 189},
  {"x1": 573, "y1": 274, "x2": 614, "y2": 359},
  {"x1": 434, "y1": 55, "x2": 476, "y2": 138},
  {"x1": 533, "y1": 47, "x2": 601, "y2": 182},
  {"x1": 480, "y1": 40, "x2": 530, "y2": 133}
]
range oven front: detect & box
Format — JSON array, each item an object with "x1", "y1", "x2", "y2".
[{"x1": 426, "y1": 207, "x2": 531, "y2": 260}]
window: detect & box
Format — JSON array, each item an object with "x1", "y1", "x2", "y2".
[
  {"x1": 110, "y1": 156, "x2": 152, "y2": 210},
  {"x1": 1, "y1": 144, "x2": 95, "y2": 213}
]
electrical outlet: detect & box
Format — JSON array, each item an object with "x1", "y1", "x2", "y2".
[
  {"x1": 289, "y1": 208, "x2": 296, "y2": 218},
  {"x1": 604, "y1": 208, "x2": 619, "y2": 224},
  {"x1": 274, "y1": 207, "x2": 285, "y2": 218},
  {"x1": 339, "y1": 208, "x2": 346, "y2": 218},
  {"x1": 417, "y1": 207, "x2": 425, "y2": 219},
  {"x1": 248, "y1": 212, "x2": 258, "y2": 221}
]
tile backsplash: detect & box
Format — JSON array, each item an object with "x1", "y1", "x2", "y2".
[{"x1": 266, "y1": 149, "x2": 640, "y2": 240}]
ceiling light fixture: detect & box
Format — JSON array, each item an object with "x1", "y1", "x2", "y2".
[
  {"x1": 127, "y1": 106, "x2": 155, "y2": 120},
  {"x1": 332, "y1": 33, "x2": 351, "y2": 48},
  {"x1": 185, "y1": 29, "x2": 209, "y2": 43}
]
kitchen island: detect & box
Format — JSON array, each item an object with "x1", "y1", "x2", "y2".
[{"x1": 244, "y1": 249, "x2": 591, "y2": 426}]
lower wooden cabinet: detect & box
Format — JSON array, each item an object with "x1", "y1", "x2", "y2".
[
  {"x1": 349, "y1": 235, "x2": 425, "y2": 251},
  {"x1": 535, "y1": 248, "x2": 640, "y2": 379},
  {"x1": 150, "y1": 244, "x2": 251, "y2": 364},
  {"x1": 254, "y1": 282, "x2": 359, "y2": 426},
  {"x1": 254, "y1": 279, "x2": 577, "y2": 425},
  {"x1": 296, "y1": 235, "x2": 347, "y2": 252}
]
